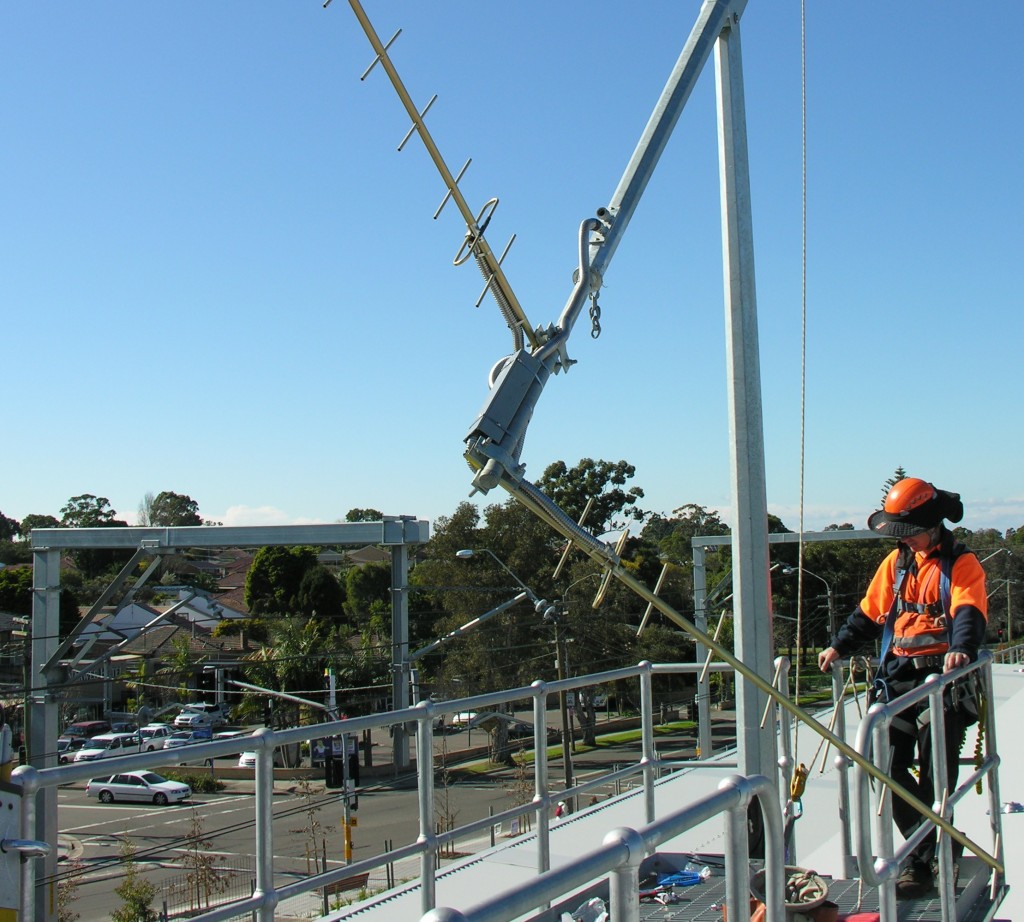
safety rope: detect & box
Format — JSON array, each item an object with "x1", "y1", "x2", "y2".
[{"x1": 792, "y1": 0, "x2": 810, "y2": 758}]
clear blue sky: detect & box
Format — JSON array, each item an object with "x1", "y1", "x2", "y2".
[{"x1": 4, "y1": 2, "x2": 1022, "y2": 537}]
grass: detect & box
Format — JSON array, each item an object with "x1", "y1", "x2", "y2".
[{"x1": 453, "y1": 720, "x2": 699, "y2": 775}]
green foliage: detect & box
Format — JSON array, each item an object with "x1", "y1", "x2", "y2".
[
  {"x1": 344, "y1": 561, "x2": 392, "y2": 632},
  {"x1": 244, "y1": 545, "x2": 320, "y2": 615},
  {"x1": 882, "y1": 466, "x2": 908, "y2": 501},
  {"x1": 212, "y1": 617, "x2": 270, "y2": 643},
  {"x1": 19, "y1": 513, "x2": 60, "y2": 534},
  {"x1": 140, "y1": 490, "x2": 203, "y2": 526},
  {"x1": 0, "y1": 511, "x2": 19, "y2": 542},
  {"x1": 346, "y1": 508, "x2": 384, "y2": 522},
  {"x1": 161, "y1": 770, "x2": 224, "y2": 793},
  {"x1": 298, "y1": 564, "x2": 346, "y2": 625},
  {"x1": 59, "y1": 494, "x2": 132, "y2": 579},
  {"x1": 111, "y1": 839, "x2": 158, "y2": 922},
  {"x1": 537, "y1": 458, "x2": 646, "y2": 534},
  {"x1": 0, "y1": 565, "x2": 81, "y2": 636}
]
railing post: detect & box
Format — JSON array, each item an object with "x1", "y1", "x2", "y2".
[
  {"x1": 532, "y1": 682, "x2": 551, "y2": 874},
  {"x1": 604, "y1": 827, "x2": 645, "y2": 922},
  {"x1": 253, "y1": 728, "x2": 278, "y2": 922},
  {"x1": 639, "y1": 662, "x2": 656, "y2": 823},
  {"x1": 831, "y1": 661, "x2": 856, "y2": 876},
  {"x1": 416, "y1": 705, "x2": 438, "y2": 915}
]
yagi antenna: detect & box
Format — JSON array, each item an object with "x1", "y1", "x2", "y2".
[{"x1": 339, "y1": 0, "x2": 538, "y2": 352}]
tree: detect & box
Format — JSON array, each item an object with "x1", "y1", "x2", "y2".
[
  {"x1": 0, "y1": 566, "x2": 81, "y2": 637},
  {"x1": 0, "y1": 511, "x2": 19, "y2": 542},
  {"x1": 60, "y1": 494, "x2": 120, "y2": 528},
  {"x1": 111, "y1": 839, "x2": 158, "y2": 922},
  {"x1": 244, "y1": 546, "x2": 320, "y2": 615},
  {"x1": 882, "y1": 466, "x2": 908, "y2": 501},
  {"x1": 139, "y1": 491, "x2": 203, "y2": 526},
  {"x1": 346, "y1": 508, "x2": 384, "y2": 522},
  {"x1": 18, "y1": 513, "x2": 60, "y2": 536},
  {"x1": 59, "y1": 495, "x2": 131, "y2": 580},
  {"x1": 537, "y1": 458, "x2": 646, "y2": 534},
  {"x1": 344, "y1": 560, "x2": 392, "y2": 642},
  {"x1": 298, "y1": 564, "x2": 347, "y2": 625}
]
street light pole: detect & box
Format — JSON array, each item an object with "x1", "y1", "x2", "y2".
[
  {"x1": 543, "y1": 603, "x2": 574, "y2": 811},
  {"x1": 781, "y1": 565, "x2": 835, "y2": 640}
]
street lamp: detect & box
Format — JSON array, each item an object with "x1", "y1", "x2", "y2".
[
  {"x1": 780, "y1": 565, "x2": 835, "y2": 639},
  {"x1": 541, "y1": 601, "x2": 575, "y2": 811},
  {"x1": 455, "y1": 548, "x2": 539, "y2": 602}
]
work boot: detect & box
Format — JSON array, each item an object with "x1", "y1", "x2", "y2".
[
  {"x1": 895, "y1": 860, "x2": 934, "y2": 900},
  {"x1": 930, "y1": 857, "x2": 960, "y2": 890}
]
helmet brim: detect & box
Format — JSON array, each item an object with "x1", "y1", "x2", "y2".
[{"x1": 867, "y1": 509, "x2": 933, "y2": 538}]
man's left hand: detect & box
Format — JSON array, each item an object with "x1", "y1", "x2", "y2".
[{"x1": 944, "y1": 651, "x2": 969, "y2": 673}]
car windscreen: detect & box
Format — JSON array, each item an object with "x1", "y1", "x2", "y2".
[{"x1": 139, "y1": 772, "x2": 167, "y2": 784}]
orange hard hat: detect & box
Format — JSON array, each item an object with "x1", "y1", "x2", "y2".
[{"x1": 867, "y1": 477, "x2": 963, "y2": 537}]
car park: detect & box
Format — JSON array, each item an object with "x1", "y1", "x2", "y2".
[
  {"x1": 139, "y1": 724, "x2": 173, "y2": 750},
  {"x1": 86, "y1": 771, "x2": 191, "y2": 805},
  {"x1": 72, "y1": 732, "x2": 144, "y2": 762}
]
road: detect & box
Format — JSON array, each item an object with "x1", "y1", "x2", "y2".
[
  {"x1": 52, "y1": 717, "x2": 732, "y2": 919},
  {"x1": 55, "y1": 774, "x2": 516, "y2": 921}
]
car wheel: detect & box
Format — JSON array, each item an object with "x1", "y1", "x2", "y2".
[
  {"x1": 99, "y1": 790, "x2": 114, "y2": 804},
  {"x1": 153, "y1": 792, "x2": 168, "y2": 806}
]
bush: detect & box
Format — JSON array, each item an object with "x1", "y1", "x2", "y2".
[{"x1": 162, "y1": 770, "x2": 224, "y2": 794}]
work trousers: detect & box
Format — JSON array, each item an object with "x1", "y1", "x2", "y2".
[{"x1": 888, "y1": 685, "x2": 968, "y2": 867}]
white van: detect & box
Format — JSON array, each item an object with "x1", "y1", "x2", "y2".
[
  {"x1": 73, "y1": 732, "x2": 144, "y2": 762},
  {"x1": 174, "y1": 703, "x2": 229, "y2": 728}
]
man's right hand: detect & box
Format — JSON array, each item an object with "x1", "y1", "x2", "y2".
[{"x1": 818, "y1": 647, "x2": 840, "y2": 673}]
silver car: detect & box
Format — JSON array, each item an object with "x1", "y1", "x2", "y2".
[{"x1": 86, "y1": 771, "x2": 191, "y2": 805}]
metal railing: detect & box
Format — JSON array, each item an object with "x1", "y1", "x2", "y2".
[
  {"x1": 12, "y1": 652, "x2": 1009, "y2": 922},
  {"x1": 851, "y1": 651, "x2": 1005, "y2": 922},
  {"x1": 13, "y1": 659, "x2": 767, "y2": 922}
]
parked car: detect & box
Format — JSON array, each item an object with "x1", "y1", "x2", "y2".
[
  {"x1": 163, "y1": 728, "x2": 213, "y2": 749},
  {"x1": 139, "y1": 724, "x2": 174, "y2": 750},
  {"x1": 110, "y1": 722, "x2": 138, "y2": 734},
  {"x1": 59, "y1": 720, "x2": 111, "y2": 743},
  {"x1": 174, "y1": 703, "x2": 229, "y2": 728},
  {"x1": 72, "y1": 732, "x2": 144, "y2": 763},
  {"x1": 57, "y1": 737, "x2": 88, "y2": 764},
  {"x1": 164, "y1": 728, "x2": 214, "y2": 765},
  {"x1": 445, "y1": 711, "x2": 478, "y2": 730},
  {"x1": 86, "y1": 771, "x2": 191, "y2": 805},
  {"x1": 236, "y1": 750, "x2": 284, "y2": 769}
]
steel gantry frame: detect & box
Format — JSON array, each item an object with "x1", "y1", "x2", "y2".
[{"x1": 26, "y1": 518, "x2": 427, "y2": 922}]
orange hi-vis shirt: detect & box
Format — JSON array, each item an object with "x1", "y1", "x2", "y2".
[{"x1": 859, "y1": 546, "x2": 988, "y2": 657}]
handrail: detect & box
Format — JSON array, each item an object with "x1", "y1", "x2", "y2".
[
  {"x1": 852, "y1": 653, "x2": 1003, "y2": 921},
  {"x1": 12, "y1": 659, "x2": 758, "y2": 922},
  {"x1": 419, "y1": 773, "x2": 786, "y2": 922}
]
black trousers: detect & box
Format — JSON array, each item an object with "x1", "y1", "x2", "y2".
[{"x1": 888, "y1": 690, "x2": 967, "y2": 867}]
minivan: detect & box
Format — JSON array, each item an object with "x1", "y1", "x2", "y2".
[
  {"x1": 59, "y1": 720, "x2": 111, "y2": 742},
  {"x1": 72, "y1": 732, "x2": 144, "y2": 762}
]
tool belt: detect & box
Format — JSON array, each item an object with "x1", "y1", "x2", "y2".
[{"x1": 911, "y1": 654, "x2": 944, "y2": 671}]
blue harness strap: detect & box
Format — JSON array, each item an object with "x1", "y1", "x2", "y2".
[{"x1": 874, "y1": 546, "x2": 958, "y2": 702}]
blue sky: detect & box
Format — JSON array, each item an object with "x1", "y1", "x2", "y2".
[{"x1": 4, "y1": 2, "x2": 1022, "y2": 537}]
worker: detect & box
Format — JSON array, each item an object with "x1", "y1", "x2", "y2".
[{"x1": 818, "y1": 477, "x2": 987, "y2": 899}]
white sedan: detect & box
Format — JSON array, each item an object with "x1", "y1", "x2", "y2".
[{"x1": 86, "y1": 771, "x2": 191, "y2": 805}]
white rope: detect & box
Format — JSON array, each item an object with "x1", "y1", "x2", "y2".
[{"x1": 793, "y1": 0, "x2": 809, "y2": 752}]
